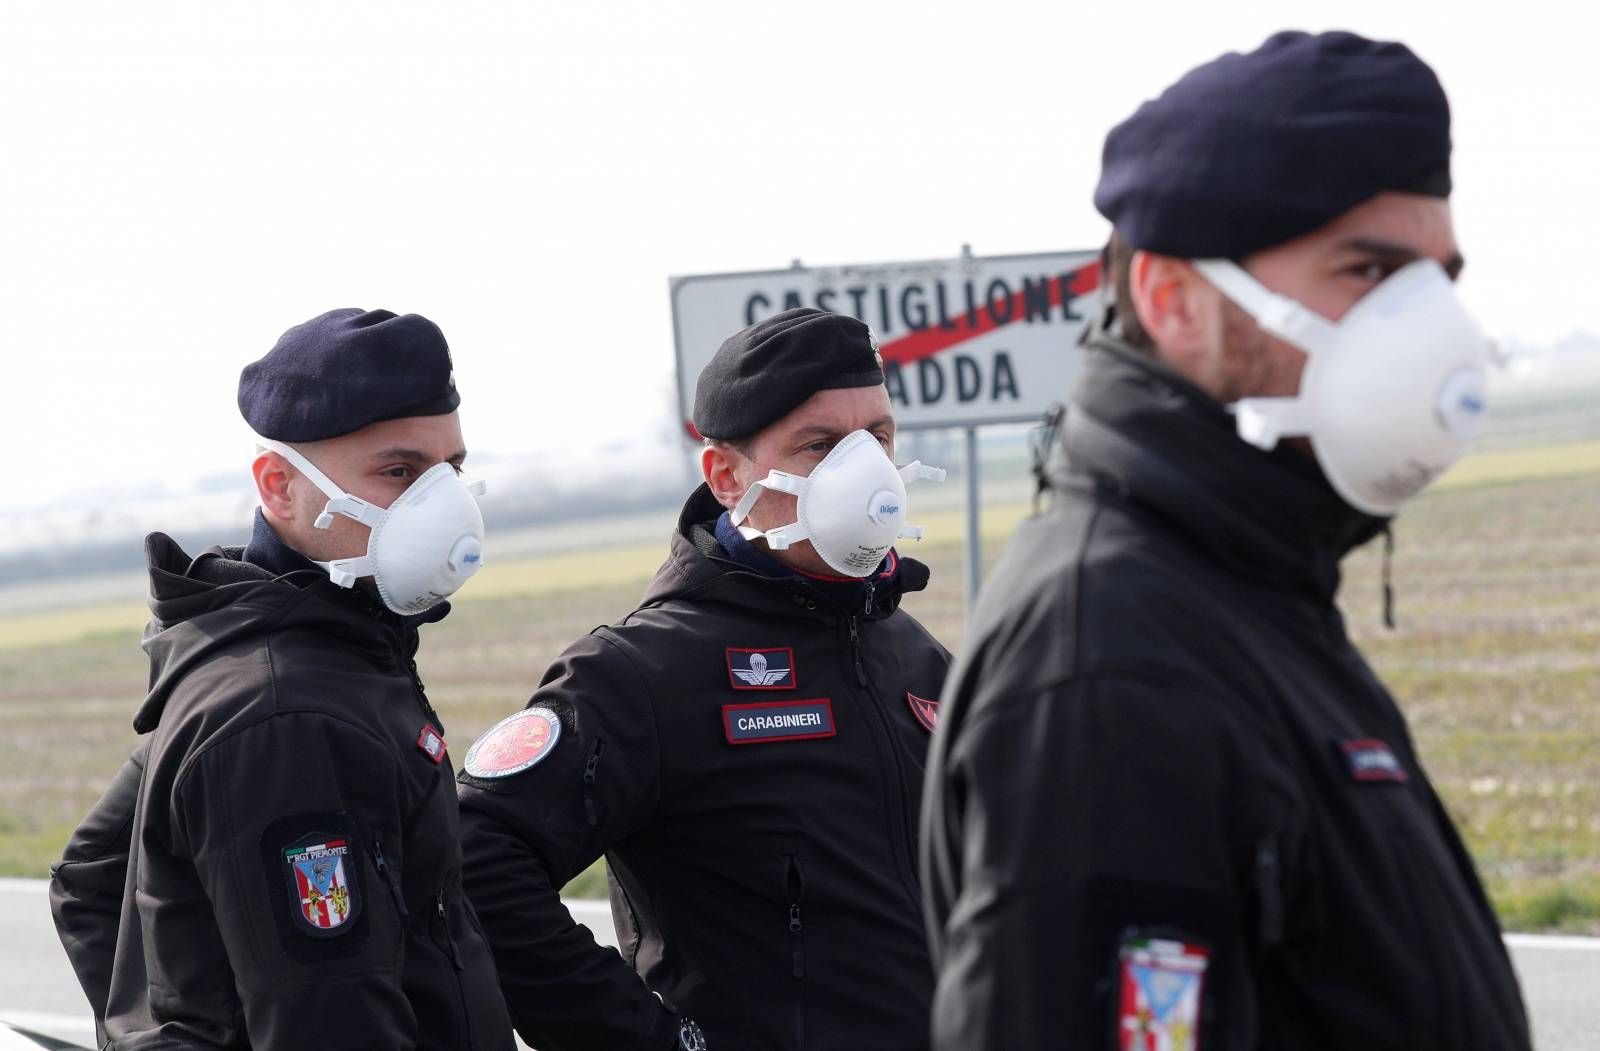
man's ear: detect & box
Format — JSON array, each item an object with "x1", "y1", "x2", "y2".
[
  {"x1": 1128, "y1": 251, "x2": 1216, "y2": 363},
  {"x1": 253, "y1": 450, "x2": 297, "y2": 522},
  {"x1": 702, "y1": 441, "x2": 747, "y2": 511}
]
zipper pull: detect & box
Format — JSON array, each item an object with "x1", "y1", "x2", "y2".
[
  {"x1": 788, "y1": 904, "x2": 804, "y2": 977},
  {"x1": 371, "y1": 841, "x2": 408, "y2": 917},
  {"x1": 1255, "y1": 840, "x2": 1285, "y2": 947},
  {"x1": 863, "y1": 581, "x2": 876, "y2": 617},
  {"x1": 582, "y1": 741, "x2": 604, "y2": 827},
  {"x1": 435, "y1": 891, "x2": 465, "y2": 971},
  {"x1": 847, "y1": 616, "x2": 866, "y2": 686}
]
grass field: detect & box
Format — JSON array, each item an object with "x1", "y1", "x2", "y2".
[{"x1": 1, "y1": 442, "x2": 1596, "y2": 928}]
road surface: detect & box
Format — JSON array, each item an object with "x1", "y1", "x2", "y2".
[{"x1": 1, "y1": 878, "x2": 1593, "y2": 1048}]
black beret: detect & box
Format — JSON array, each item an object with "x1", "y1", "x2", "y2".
[
  {"x1": 1094, "y1": 30, "x2": 1452, "y2": 259},
  {"x1": 239, "y1": 308, "x2": 460, "y2": 442},
  {"x1": 693, "y1": 308, "x2": 884, "y2": 441}
]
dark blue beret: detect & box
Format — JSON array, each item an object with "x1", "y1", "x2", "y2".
[
  {"x1": 693, "y1": 308, "x2": 884, "y2": 441},
  {"x1": 1095, "y1": 30, "x2": 1452, "y2": 259},
  {"x1": 239, "y1": 308, "x2": 460, "y2": 442}
]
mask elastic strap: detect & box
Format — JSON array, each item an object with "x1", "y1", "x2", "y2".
[
  {"x1": 730, "y1": 472, "x2": 811, "y2": 550},
  {"x1": 1191, "y1": 260, "x2": 1340, "y2": 356},
  {"x1": 895, "y1": 461, "x2": 945, "y2": 541},
  {"x1": 729, "y1": 471, "x2": 807, "y2": 527},
  {"x1": 254, "y1": 436, "x2": 384, "y2": 530},
  {"x1": 1231, "y1": 397, "x2": 1317, "y2": 450},
  {"x1": 319, "y1": 555, "x2": 374, "y2": 589},
  {"x1": 898, "y1": 461, "x2": 947, "y2": 485}
]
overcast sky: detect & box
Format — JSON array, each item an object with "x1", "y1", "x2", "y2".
[{"x1": 1, "y1": 0, "x2": 1592, "y2": 513}]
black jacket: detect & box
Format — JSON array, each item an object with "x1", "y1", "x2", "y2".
[
  {"x1": 458, "y1": 486, "x2": 952, "y2": 1051},
  {"x1": 920, "y1": 339, "x2": 1531, "y2": 1050},
  {"x1": 49, "y1": 528, "x2": 514, "y2": 1050}
]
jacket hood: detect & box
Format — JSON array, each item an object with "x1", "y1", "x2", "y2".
[
  {"x1": 636, "y1": 485, "x2": 930, "y2": 620},
  {"x1": 135, "y1": 532, "x2": 416, "y2": 733},
  {"x1": 1060, "y1": 337, "x2": 1387, "y2": 605}
]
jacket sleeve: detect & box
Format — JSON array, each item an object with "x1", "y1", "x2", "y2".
[
  {"x1": 458, "y1": 630, "x2": 680, "y2": 1051},
  {"x1": 169, "y1": 710, "x2": 420, "y2": 1049},
  {"x1": 50, "y1": 737, "x2": 149, "y2": 1036},
  {"x1": 922, "y1": 669, "x2": 1295, "y2": 1051}
]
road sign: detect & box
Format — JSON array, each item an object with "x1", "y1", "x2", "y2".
[{"x1": 670, "y1": 248, "x2": 1102, "y2": 436}]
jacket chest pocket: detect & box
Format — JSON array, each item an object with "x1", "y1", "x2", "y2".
[{"x1": 1323, "y1": 746, "x2": 1465, "y2": 1049}]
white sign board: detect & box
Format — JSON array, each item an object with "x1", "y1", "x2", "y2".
[{"x1": 670, "y1": 249, "x2": 1102, "y2": 436}]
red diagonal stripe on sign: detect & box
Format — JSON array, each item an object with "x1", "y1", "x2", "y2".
[{"x1": 877, "y1": 261, "x2": 1101, "y2": 367}]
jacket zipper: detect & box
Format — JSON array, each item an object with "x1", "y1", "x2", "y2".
[
  {"x1": 845, "y1": 612, "x2": 922, "y2": 910},
  {"x1": 432, "y1": 888, "x2": 475, "y2": 1048},
  {"x1": 370, "y1": 840, "x2": 408, "y2": 917},
  {"x1": 786, "y1": 854, "x2": 806, "y2": 1048},
  {"x1": 1254, "y1": 839, "x2": 1284, "y2": 950},
  {"x1": 405, "y1": 656, "x2": 445, "y2": 729},
  {"x1": 846, "y1": 615, "x2": 867, "y2": 687},
  {"x1": 582, "y1": 739, "x2": 605, "y2": 827}
]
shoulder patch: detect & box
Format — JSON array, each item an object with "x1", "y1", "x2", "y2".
[
  {"x1": 906, "y1": 692, "x2": 939, "y2": 732},
  {"x1": 283, "y1": 832, "x2": 360, "y2": 935},
  {"x1": 416, "y1": 724, "x2": 446, "y2": 764},
  {"x1": 259, "y1": 812, "x2": 370, "y2": 960},
  {"x1": 463, "y1": 707, "x2": 562, "y2": 779},
  {"x1": 1116, "y1": 932, "x2": 1209, "y2": 1051},
  {"x1": 723, "y1": 699, "x2": 835, "y2": 744},
  {"x1": 727, "y1": 647, "x2": 796, "y2": 690},
  {"x1": 1338, "y1": 737, "x2": 1409, "y2": 783}
]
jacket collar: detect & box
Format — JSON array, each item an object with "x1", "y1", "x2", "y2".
[
  {"x1": 636, "y1": 484, "x2": 929, "y2": 620},
  {"x1": 241, "y1": 509, "x2": 323, "y2": 578},
  {"x1": 1062, "y1": 336, "x2": 1387, "y2": 605},
  {"x1": 238, "y1": 509, "x2": 449, "y2": 631}
]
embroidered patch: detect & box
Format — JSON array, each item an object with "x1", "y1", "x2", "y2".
[
  {"x1": 416, "y1": 724, "x2": 446, "y2": 764},
  {"x1": 907, "y1": 692, "x2": 939, "y2": 732},
  {"x1": 723, "y1": 699, "x2": 836, "y2": 744},
  {"x1": 282, "y1": 832, "x2": 360, "y2": 936},
  {"x1": 1117, "y1": 934, "x2": 1209, "y2": 1051},
  {"x1": 1339, "y1": 738, "x2": 1409, "y2": 783},
  {"x1": 727, "y1": 647, "x2": 796, "y2": 690},
  {"x1": 463, "y1": 707, "x2": 563, "y2": 778}
]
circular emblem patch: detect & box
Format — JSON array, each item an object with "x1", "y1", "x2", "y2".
[{"x1": 463, "y1": 707, "x2": 562, "y2": 779}]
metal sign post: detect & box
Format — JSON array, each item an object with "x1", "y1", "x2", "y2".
[
  {"x1": 670, "y1": 247, "x2": 1100, "y2": 611},
  {"x1": 963, "y1": 426, "x2": 981, "y2": 606}
]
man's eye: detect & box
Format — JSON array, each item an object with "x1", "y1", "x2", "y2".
[
  {"x1": 1347, "y1": 262, "x2": 1390, "y2": 283},
  {"x1": 382, "y1": 466, "x2": 413, "y2": 479},
  {"x1": 805, "y1": 441, "x2": 831, "y2": 454}
]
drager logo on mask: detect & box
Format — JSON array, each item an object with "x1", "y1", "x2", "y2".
[
  {"x1": 256, "y1": 438, "x2": 488, "y2": 615},
  {"x1": 1192, "y1": 258, "x2": 1492, "y2": 516},
  {"x1": 730, "y1": 429, "x2": 946, "y2": 577}
]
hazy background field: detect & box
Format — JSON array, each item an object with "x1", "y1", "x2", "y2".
[{"x1": 2, "y1": 402, "x2": 1597, "y2": 931}]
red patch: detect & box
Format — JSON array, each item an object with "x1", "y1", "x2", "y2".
[
  {"x1": 907, "y1": 692, "x2": 939, "y2": 732},
  {"x1": 1339, "y1": 738, "x2": 1409, "y2": 783},
  {"x1": 416, "y1": 725, "x2": 446, "y2": 764}
]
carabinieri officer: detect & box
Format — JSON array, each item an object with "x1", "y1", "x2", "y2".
[
  {"x1": 920, "y1": 31, "x2": 1532, "y2": 1051},
  {"x1": 458, "y1": 308, "x2": 952, "y2": 1050},
  {"x1": 50, "y1": 309, "x2": 514, "y2": 1049}
]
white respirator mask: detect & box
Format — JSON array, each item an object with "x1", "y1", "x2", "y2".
[
  {"x1": 1191, "y1": 258, "x2": 1492, "y2": 516},
  {"x1": 730, "y1": 429, "x2": 946, "y2": 577},
  {"x1": 256, "y1": 437, "x2": 488, "y2": 615}
]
